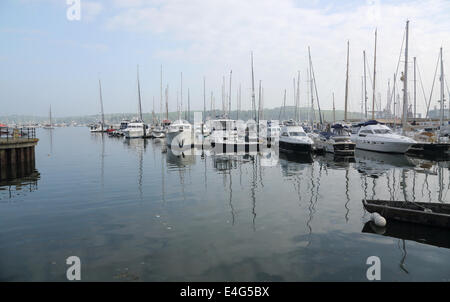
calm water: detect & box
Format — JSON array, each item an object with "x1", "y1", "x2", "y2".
[{"x1": 0, "y1": 127, "x2": 449, "y2": 281}]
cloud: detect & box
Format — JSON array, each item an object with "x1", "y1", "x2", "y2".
[
  {"x1": 82, "y1": 1, "x2": 103, "y2": 22},
  {"x1": 102, "y1": 0, "x2": 450, "y2": 115}
]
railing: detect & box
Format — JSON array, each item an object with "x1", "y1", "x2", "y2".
[{"x1": 0, "y1": 127, "x2": 37, "y2": 141}]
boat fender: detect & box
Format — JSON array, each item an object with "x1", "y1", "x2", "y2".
[{"x1": 370, "y1": 212, "x2": 387, "y2": 227}]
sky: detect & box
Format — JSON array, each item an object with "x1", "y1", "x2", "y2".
[{"x1": 1, "y1": 0, "x2": 450, "y2": 118}]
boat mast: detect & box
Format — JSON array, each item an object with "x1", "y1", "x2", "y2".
[
  {"x1": 364, "y1": 50, "x2": 368, "y2": 119},
  {"x1": 165, "y1": 85, "x2": 169, "y2": 120},
  {"x1": 308, "y1": 47, "x2": 323, "y2": 126},
  {"x1": 414, "y1": 57, "x2": 417, "y2": 120},
  {"x1": 98, "y1": 78, "x2": 105, "y2": 132},
  {"x1": 160, "y1": 65, "x2": 163, "y2": 124},
  {"x1": 258, "y1": 80, "x2": 262, "y2": 123},
  {"x1": 440, "y1": 47, "x2": 445, "y2": 142},
  {"x1": 49, "y1": 105, "x2": 52, "y2": 128},
  {"x1": 203, "y1": 77, "x2": 206, "y2": 124},
  {"x1": 333, "y1": 93, "x2": 336, "y2": 124},
  {"x1": 401, "y1": 21, "x2": 409, "y2": 130},
  {"x1": 308, "y1": 65, "x2": 314, "y2": 125},
  {"x1": 297, "y1": 71, "x2": 301, "y2": 122},
  {"x1": 251, "y1": 52, "x2": 257, "y2": 122},
  {"x1": 188, "y1": 88, "x2": 190, "y2": 123},
  {"x1": 372, "y1": 29, "x2": 377, "y2": 120},
  {"x1": 180, "y1": 72, "x2": 183, "y2": 121},
  {"x1": 238, "y1": 84, "x2": 241, "y2": 120},
  {"x1": 344, "y1": 40, "x2": 350, "y2": 122},
  {"x1": 137, "y1": 65, "x2": 143, "y2": 122},
  {"x1": 229, "y1": 70, "x2": 232, "y2": 118},
  {"x1": 293, "y1": 77, "x2": 297, "y2": 122}
]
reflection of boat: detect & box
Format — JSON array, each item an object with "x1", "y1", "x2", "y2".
[
  {"x1": 362, "y1": 220, "x2": 450, "y2": 249},
  {"x1": 316, "y1": 153, "x2": 355, "y2": 169},
  {"x1": 363, "y1": 199, "x2": 450, "y2": 229},
  {"x1": 355, "y1": 121, "x2": 416, "y2": 154},
  {"x1": 166, "y1": 147, "x2": 196, "y2": 169},
  {"x1": 355, "y1": 149, "x2": 414, "y2": 176}
]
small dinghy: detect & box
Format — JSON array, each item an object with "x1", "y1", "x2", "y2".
[{"x1": 362, "y1": 199, "x2": 450, "y2": 229}]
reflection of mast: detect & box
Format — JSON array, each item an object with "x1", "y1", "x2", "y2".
[
  {"x1": 229, "y1": 165, "x2": 235, "y2": 225},
  {"x1": 399, "y1": 239, "x2": 409, "y2": 274},
  {"x1": 161, "y1": 150, "x2": 166, "y2": 203},
  {"x1": 138, "y1": 141, "x2": 144, "y2": 199},
  {"x1": 101, "y1": 133, "x2": 105, "y2": 189},
  {"x1": 345, "y1": 169, "x2": 350, "y2": 222},
  {"x1": 251, "y1": 155, "x2": 257, "y2": 231}
]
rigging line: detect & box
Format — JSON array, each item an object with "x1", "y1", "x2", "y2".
[
  {"x1": 425, "y1": 52, "x2": 441, "y2": 119},
  {"x1": 416, "y1": 60, "x2": 431, "y2": 111},
  {"x1": 387, "y1": 28, "x2": 407, "y2": 107}
]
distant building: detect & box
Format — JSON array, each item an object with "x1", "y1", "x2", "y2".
[{"x1": 428, "y1": 106, "x2": 449, "y2": 119}]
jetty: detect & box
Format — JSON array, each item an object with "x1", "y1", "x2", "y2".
[{"x1": 0, "y1": 127, "x2": 39, "y2": 180}]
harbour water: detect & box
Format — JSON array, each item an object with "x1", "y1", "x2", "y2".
[{"x1": 0, "y1": 127, "x2": 449, "y2": 281}]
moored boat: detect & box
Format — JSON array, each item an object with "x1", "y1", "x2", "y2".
[{"x1": 363, "y1": 199, "x2": 450, "y2": 229}]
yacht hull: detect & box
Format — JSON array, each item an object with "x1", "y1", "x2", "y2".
[
  {"x1": 279, "y1": 140, "x2": 312, "y2": 153},
  {"x1": 356, "y1": 140, "x2": 413, "y2": 154}
]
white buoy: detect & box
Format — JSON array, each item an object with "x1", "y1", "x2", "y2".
[{"x1": 370, "y1": 212, "x2": 387, "y2": 227}]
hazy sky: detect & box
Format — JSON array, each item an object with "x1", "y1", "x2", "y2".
[{"x1": 1, "y1": 0, "x2": 449, "y2": 117}]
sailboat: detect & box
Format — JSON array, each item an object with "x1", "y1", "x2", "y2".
[
  {"x1": 43, "y1": 105, "x2": 54, "y2": 129},
  {"x1": 355, "y1": 22, "x2": 416, "y2": 154},
  {"x1": 123, "y1": 65, "x2": 148, "y2": 139},
  {"x1": 166, "y1": 72, "x2": 193, "y2": 149},
  {"x1": 90, "y1": 79, "x2": 108, "y2": 133}
]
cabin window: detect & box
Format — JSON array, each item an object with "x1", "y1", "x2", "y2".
[
  {"x1": 373, "y1": 129, "x2": 392, "y2": 134},
  {"x1": 289, "y1": 132, "x2": 306, "y2": 137}
]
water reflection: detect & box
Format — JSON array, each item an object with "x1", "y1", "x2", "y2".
[
  {"x1": 0, "y1": 170, "x2": 40, "y2": 200},
  {"x1": 362, "y1": 220, "x2": 450, "y2": 275}
]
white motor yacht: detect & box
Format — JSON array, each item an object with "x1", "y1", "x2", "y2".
[
  {"x1": 355, "y1": 121, "x2": 416, "y2": 154},
  {"x1": 279, "y1": 124, "x2": 314, "y2": 153},
  {"x1": 166, "y1": 120, "x2": 193, "y2": 149},
  {"x1": 123, "y1": 121, "x2": 146, "y2": 139}
]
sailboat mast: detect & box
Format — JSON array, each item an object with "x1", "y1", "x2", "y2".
[
  {"x1": 440, "y1": 47, "x2": 445, "y2": 139},
  {"x1": 372, "y1": 29, "x2": 377, "y2": 120},
  {"x1": 229, "y1": 70, "x2": 232, "y2": 118},
  {"x1": 297, "y1": 71, "x2": 300, "y2": 122},
  {"x1": 180, "y1": 72, "x2": 183, "y2": 120},
  {"x1": 188, "y1": 89, "x2": 190, "y2": 123},
  {"x1": 414, "y1": 57, "x2": 417, "y2": 119},
  {"x1": 203, "y1": 77, "x2": 206, "y2": 124},
  {"x1": 137, "y1": 65, "x2": 143, "y2": 122},
  {"x1": 251, "y1": 52, "x2": 256, "y2": 121},
  {"x1": 344, "y1": 40, "x2": 350, "y2": 122},
  {"x1": 333, "y1": 93, "x2": 336, "y2": 124},
  {"x1": 364, "y1": 50, "x2": 368, "y2": 119},
  {"x1": 165, "y1": 85, "x2": 169, "y2": 120},
  {"x1": 309, "y1": 47, "x2": 323, "y2": 125},
  {"x1": 402, "y1": 21, "x2": 409, "y2": 130},
  {"x1": 49, "y1": 105, "x2": 52, "y2": 128},
  {"x1": 98, "y1": 78, "x2": 105, "y2": 132},
  {"x1": 293, "y1": 78, "x2": 297, "y2": 121},
  {"x1": 160, "y1": 65, "x2": 163, "y2": 124}
]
